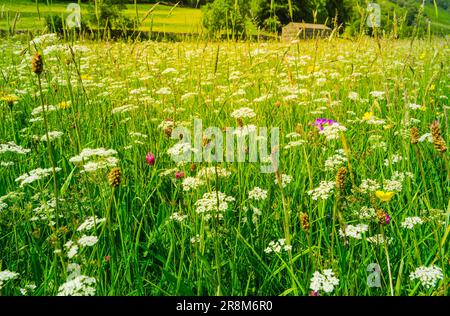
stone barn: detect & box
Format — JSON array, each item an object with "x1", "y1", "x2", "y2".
[{"x1": 281, "y1": 22, "x2": 332, "y2": 41}]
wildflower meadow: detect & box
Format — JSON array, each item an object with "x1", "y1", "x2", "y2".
[{"x1": 0, "y1": 3, "x2": 449, "y2": 298}]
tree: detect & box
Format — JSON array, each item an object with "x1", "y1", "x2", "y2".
[{"x1": 86, "y1": 0, "x2": 134, "y2": 31}]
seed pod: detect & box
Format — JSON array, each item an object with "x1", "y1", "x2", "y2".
[
  {"x1": 108, "y1": 168, "x2": 121, "y2": 187},
  {"x1": 31, "y1": 53, "x2": 43, "y2": 74},
  {"x1": 335, "y1": 167, "x2": 347, "y2": 190},
  {"x1": 410, "y1": 127, "x2": 419, "y2": 145},
  {"x1": 299, "y1": 212, "x2": 310, "y2": 231},
  {"x1": 430, "y1": 121, "x2": 447, "y2": 153}
]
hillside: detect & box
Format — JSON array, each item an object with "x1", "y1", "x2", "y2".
[{"x1": 0, "y1": 0, "x2": 203, "y2": 33}]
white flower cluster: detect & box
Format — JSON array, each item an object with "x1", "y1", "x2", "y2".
[
  {"x1": 359, "y1": 179, "x2": 380, "y2": 194},
  {"x1": 233, "y1": 125, "x2": 257, "y2": 137},
  {"x1": 275, "y1": 174, "x2": 292, "y2": 188},
  {"x1": 0, "y1": 270, "x2": 19, "y2": 289},
  {"x1": 409, "y1": 265, "x2": 443, "y2": 288},
  {"x1": 111, "y1": 104, "x2": 138, "y2": 114},
  {"x1": 194, "y1": 191, "x2": 235, "y2": 220},
  {"x1": 356, "y1": 206, "x2": 376, "y2": 220},
  {"x1": 401, "y1": 217, "x2": 424, "y2": 229},
  {"x1": 43, "y1": 44, "x2": 90, "y2": 56},
  {"x1": 248, "y1": 187, "x2": 268, "y2": 201},
  {"x1": 339, "y1": 224, "x2": 368, "y2": 239},
  {"x1": 0, "y1": 141, "x2": 31, "y2": 155},
  {"x1": 77, "y1": 216, "x2": 106, "y2": 232},
  {"x1": 310, "y1": 269, "x2": 339, "y2": 293},
  {"x1": 167, "y1": 142, "x2": 196, "y2": 159},
  {"x1": 382, "y1": 171, "x2": 413, "y2": 192},
  {"x1": 40, "y1": 131, "x2": 64, "y2": 142},
  {"x1": 319, "y1": 123, "x2": 347, "y2": 140},
  {"x1": 170, "y1": 212, "x2": 188, "y2": 223},
  {"x1": 182, "y1": 177, "x2": 205, "y2": 191},
  {"x1": 31, "y1": 104, "x2": 57, "y2": 116},
  {"x1": 324, "y1": 149, "x2": 348, "y2": 170},
  {"x1": 77, "y1": 235, "x2": 99, "y2": 247},
  {"x1": 197, "y1": 166, "x2": 231, "y2": 179},
  {"x1": 155, "y1": 87, "x2": 172, "y2": 95},
  {"x1": 69, "y1": 148, "x2": 119, "y2": 173},
  {"x1": 384, "y1": 154, "x2": 404, "y2": 166},
  {"x1": 369, "y1": 91, "x2": 385, "y2": 99},
  {"x1": 30, "y1": 33, "x2": 58, "y2": 47},
  {"x1": 264, "y1": 239, "x2": 292, "y2": 253},
  {"x1": 230, "y1": 107, "x2": 256, "y2": 119},
  {"x1": 15, "y1": 167, "x2": 62, "y2": 187},
  {"x1": 308, "y1": 181, "x2": 335, "y2": 200},
  {"x1": 65, "y1": 234, "x2": 98, "y2": 259},
  {"x1": 57, "y1": 275, "x2": 96, "y2": 296},
  {"x1": 284, "y1": 139, "x2": 306, "y2": 149},
  {"x1": 366, "y1": 234, "x2": 392, "y2": 245}
]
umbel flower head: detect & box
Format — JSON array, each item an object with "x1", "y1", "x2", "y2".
[
  {"x1": 430, "y1": 121, "x2": 447, "y2": 153},
  {"x1": 31, "y1": 52, "x2": 44, "y2": 74},
  {"x1": 108, "y1": 168, "x2": 121, "y2": 187}
]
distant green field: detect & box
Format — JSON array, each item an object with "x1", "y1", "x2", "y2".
[{"x1": 0, "y1": 0, "x2": 203, "y2": 33}]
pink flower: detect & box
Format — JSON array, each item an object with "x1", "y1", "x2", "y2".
[
  {"x1": 146, "y1": 152, "x2": 155, "y2": 165},
  {"x1": 175, "y1": 171, "x2": 185, "y2": 179}
]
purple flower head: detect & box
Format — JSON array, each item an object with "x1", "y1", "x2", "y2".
[
  {"x1": 312, "y1": 118, "x2": 335, "y2": 131},
  {"x1": 385, "y1": 212, "x2": 391, "y2": 225},
  {"x1": 146, "y1": 152, "x2": 155, "y2": 166}
]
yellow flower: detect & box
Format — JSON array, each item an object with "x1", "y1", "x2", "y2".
[
  {"x1": 0, "y1": 94, "x2": 20, "y2": 103},
  {"x1": 80, "y1": 74, "x2": 92, "y2": 81},
  {"x1": 429, "y1": 84, "x2": 435, "y2": 91},
  {"x1": 362, "y1": 112, "x2": 373, "y2": 121},
  {"x1": 419, "y1": 106, "x2": 427, "y2": 112},
  {"x1": 58, "y1": 101, "x2": 71, "y2": 109},
  {"x1": 375, "y1": 190, "x2": 395, "y2": 202},
  {"x1": 383, "y1": 124, "x2": 393, "y2": 130}
]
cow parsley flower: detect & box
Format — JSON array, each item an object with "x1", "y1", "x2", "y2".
[
  {"x1": 248, "y1": 187, "x2": 268, "y2": 201},
  {"x1": 308, "y1": 181, "x2": 335, "y2": 200},
  {"x1": 319, "y1": 122, "x2": 347, "y2": 140},
  {"x1": 0, "y1": 141, "x2": 31, "y2": 155},
  {"x1": 77, "y1": 216, "x2": 106, "y2": 232},
  {"x1": 230, "y1": 107, "x2": 256, "y2": 119},
  {"x1": 401, "y1": 217, "x2": 423, "y2": 229},
  {"x1": 409, "y1": 265, "x2": 443, "y2": 288},
  {"x1": 339, "y1": 224, "x2": 368, "y2": 239},
  {"x1": 359, "y1": 179, "x2": 380, "y2": 193},
  {"x1": 264, "y1": 239, "x2": 291, "y2": 253},
  {"x1": 15, "y1": 167, "x2": 62, "y2": 187},
  {"x1": 57, "y1": 275, "x2": 96, "y2": 296},
  {"x1": 182, "y1": 177, "x2": 205, "y2": 191},
  {"x1": 275, "y1": 174, "x2": 292, "y2": 188},
  {"x1": 0, "y1": 270, "x2": 19, "y2": 289},
  {"x1": 40, "y1": 131, "x2": 64, "y2": 142},
  {"x1": 195, "y1": 191, "x2": 235, "y2": 219},
  {"x1": 77, "y1": 235, "x2": 98, "y2": 247},
  {"x1": 310, "y1": 269, "x2": 339, "y2": 293}
]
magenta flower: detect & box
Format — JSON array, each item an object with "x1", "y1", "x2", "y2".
[
  {"x1": 146, "y1": 152, "x2": 155, "y2": 165},
  {"x1": 385, "y1": 212, "x2": 391, "y2": 225},
  {"x1": 176, "y1": 171, "x2": 185, "y2": 179},
  {"x1": 312, "y1": 118, "x2": 335, "y2": 131}
]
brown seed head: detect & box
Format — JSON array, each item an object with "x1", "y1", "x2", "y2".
[
  {"x1": 108, "y1": 167, "x2": 121, "y2": 187},
  {"x1": 410, "y1": 127, "x2": 419, "y2": 145},
  {"x1": 31, "y1": 53, "x2": 43, "y2": 74},
  {"x1": 336, "y1": 167, "x2": 347, "y2": 190},
  {"x1": 299, "y1": 212, "x2": 310, "y2": 231}
]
